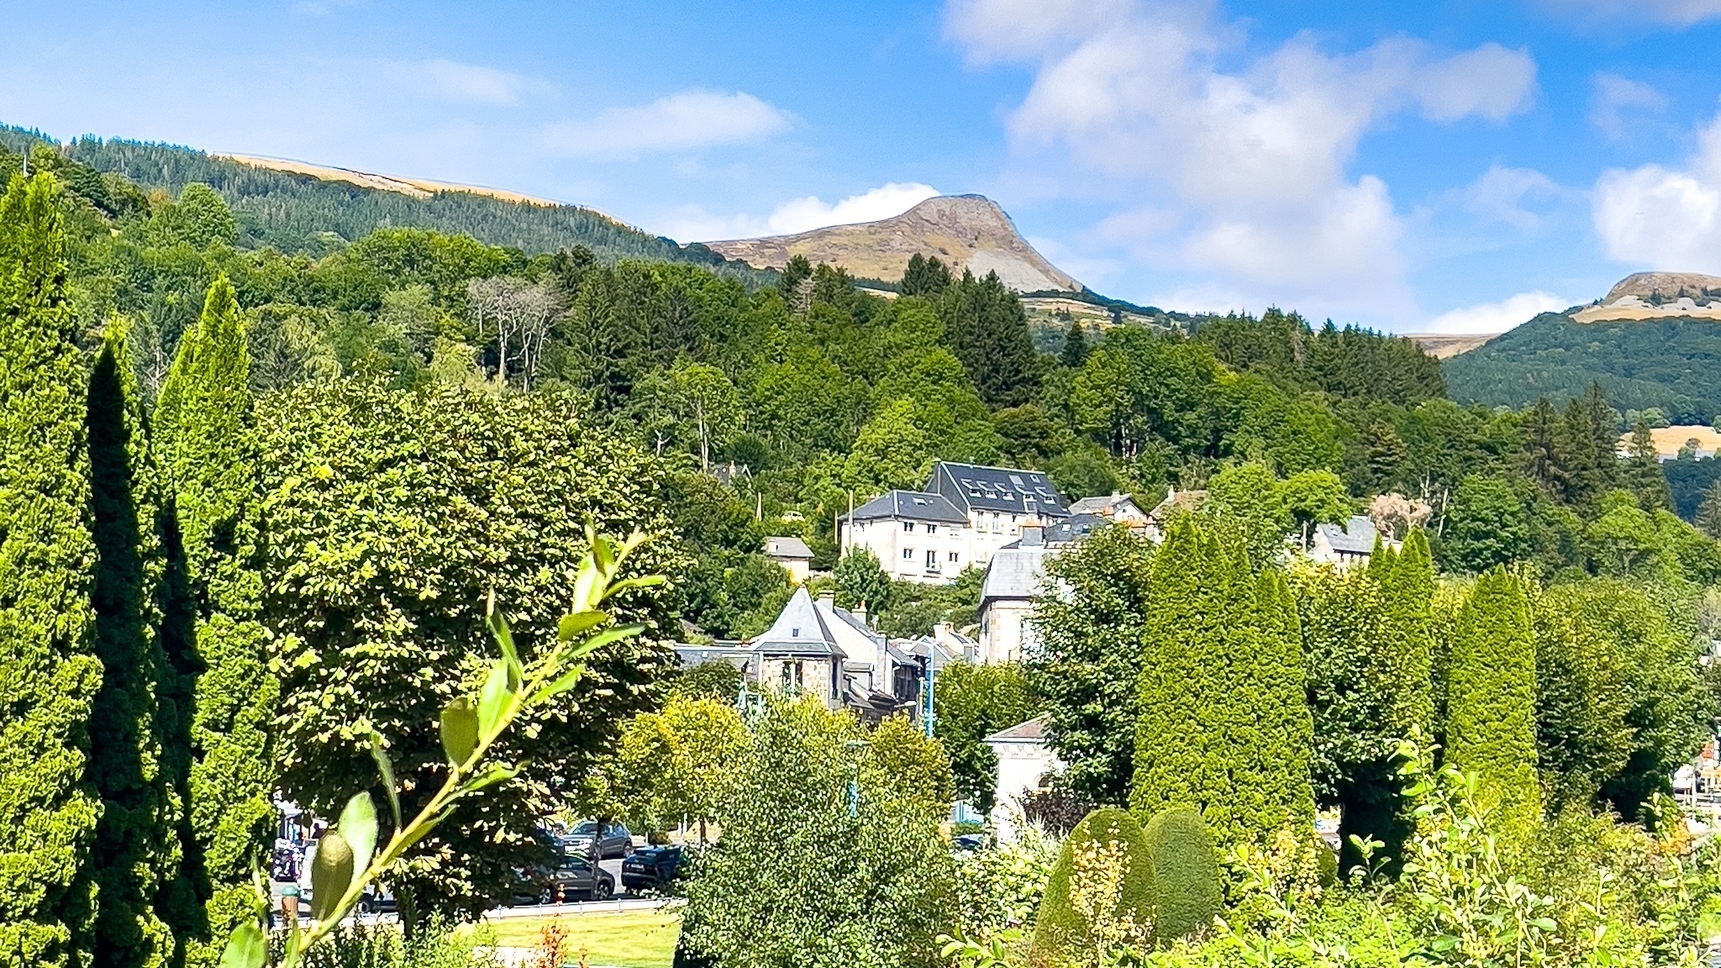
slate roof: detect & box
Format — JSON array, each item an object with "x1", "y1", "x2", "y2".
[
  {"x1": 981, "y1": 545, "x2": 1055, "y2": 603},
  {"x1": 929, "y1": 462, "x2": 1071, "y2": 518},
  {"x1": 843, "y1": 490, "x2": 968, "y2": 525},
  {"x1": 1069, "y1": 493, "x2": 1143, "y2": 516},
  {"x1": 763, "y1": 536, "x2": 813, "y2": 560},
  {"x1": 1044, "y1": 513, "x2": 1109, "y2": 544},
  {"x1": 1316, "y1": 515, "x2": 1380, "y2": 556},
  {"x1": 984, "y1": 714, "x2": 1050, "y2": 744},
  {"x1": 749, "y1": 587, "x2": 845, "y2": 657}
]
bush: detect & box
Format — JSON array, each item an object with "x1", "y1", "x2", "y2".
[
  {"x1": 1030, "y1": 808, "x2": 1156, "y2": 967},
  {"x1": 1141, "y1": 807, "x2": 1221, "y2": 943}
]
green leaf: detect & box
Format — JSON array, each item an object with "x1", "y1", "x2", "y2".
[
  {"x1": 557, "y1": 610, "x2": 608, "y2": 641},
  {"x1": 367, "y1": 731, "x2": 401, "y2": 829},
  {"x1": 489, "y1": 608, "x2": 522, "y2": 678},
  {"x1": 441, "y1": 697, "x2": 479, "y2": 767},
  {"x1": 573, "y1": 559, "x2": 602, "y2": 613},
  {"x1": 217, "y1": 922, "x2": 267, "y2": 968},
  {"x1": 564, "y1": 623, "x2": 646, "y2": 662},
  {"x1": 338, "y1": 792, "x2": 378, "y2": 890},
  {"x1": 602, "y1": 575, "x2": 666, "y2": 600},
  {"x1": 465, "y1": 763, "x2": 519, "y2": 792},
  {"x1": 478, "y1": 659, "x2": 513, "y2": 737},
  {"x1": 530, "y1": 662, "x2": 587, "y2": 705},
  {"x1": 591, "y1": 532, "x2": 615, "y2": 575},
  {"x1": 310, "y1": 830, "x2": 355, "y2": 922}
]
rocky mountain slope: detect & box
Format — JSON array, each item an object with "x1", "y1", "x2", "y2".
[
  {"x1": 704, "y1": 194, "x2": 1084, "y2": 293},
  {"x1": 1572, "y1": 271, "x2": 1721, "y2": 322}
]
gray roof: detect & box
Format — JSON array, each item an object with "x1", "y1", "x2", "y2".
[
  {"x1": 980, "y1": 546, "x2": 1054, "y2": 603},
  {"x1": 929, "y1": 462, "x2": 1071, "y2": 518},
  {"x1": 1044, "y1": 513, "x2": 1109, "y2": 544},
  {"x1": 749, "y1": 587, "x2": 844, "y2": 657},
  {"x1": 1316, "y1": 515, "x2": 1380, "y2": 556},
  {"x1": 673, "y1": 645, "x2": 752, "y2": 671},
  {"x1": 843, "y1": 490, "x2": 968, "y2": 525},
  {"x1": 984, "y1": 714, "x2": 1049, "y2": 744},
  {"x1": 1069, "y1": 493, "x2": 1141, "y2": 516},
  {"x1": 763, "y1": 536, "x2": 813, "y2": 560}
]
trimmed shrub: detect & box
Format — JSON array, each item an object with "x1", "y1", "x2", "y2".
[
  {"x1": 1445, "y1": 569, "x2": 1539, "y2": 839},
  {"x1": 1142, "y1": 807, "x2": 1221, "y2": 943},
  {"x1": 1031, "y1": 808, "x2": 1156, "y2": 967}
]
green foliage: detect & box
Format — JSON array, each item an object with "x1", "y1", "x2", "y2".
[
  {"x1": 1444, "y1": 570, "x2": 1540, "y2": 838},
  {"x1": 1030, "y1": 808, "x2": 1157, "y2": 967},
  {"x1": 834, "y1": 548, "x2": 893, "y2": 613},
  {"x1": 1130, "y1": 518, "x2": 1315, "y2": 854},
  {"x1": 680, "y1": 697, "x2": 957, "y2": 968},
  {"x1": 85, "y1": 325, "x2": 180, "y2": 968},
  {"x1": 258, "y1": 380, "x2": 681, "y2": 923},
  {"x1": 1025, "y1": 525, "x2": 1156, "y2": 804},
  {"x1": 1445, "y1": 310, "x2": 1721, "y2": 421},
  {"x1": 1141, "y1": 807, "x2": 1221, "y2": 943},
  {"x1": 934, "y1": 662, "x2": 1042, "y2": 813},
  {"x1": 952, "y1": 825, "x2": 1061, "y2": 939},
  {"x1": 153, "y1": 276, "x2": 278, "y2": 965},
  {"x1": 902, "y1": 254, "x2": 953, "y2": 298},
  {"x1": 0, "y1": 171, "x2": 102, "y2": 968},
  {"x1": 1193, "y1": 309, "x2": 1446, "y2": 407},
  {"x1": 668, "y1": 661, "x2": 745, "y2": 703},
  {"x1": 595, "y1": 695, "x2": 747, "y2": 837},
  {"x1": 870, "y1": 714, "x2": 957, "y2": 813},
  {"x1": 939, "y1": 269, "x2": 1039, "y2": 407},
  {"x1": 1442, "y1": 476, "x2": 1533, "y2": 572}
]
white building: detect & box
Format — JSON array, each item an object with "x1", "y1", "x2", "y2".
[
  {"x1": 984, "y1": 715, "x2": 1062, "y2": 841},
  {"x1": 762, "y1": 536, "x2": 814, "y2": 584},
  {"x1": 838, "y1": 462, "x2": 1072, "y2": 584},
  {"x1": 1307, "y1": 514, "x2": 1395, "y2": 569},
  {"x1": 976, "y1": 526, "x2": 1057, "y2": 664}
]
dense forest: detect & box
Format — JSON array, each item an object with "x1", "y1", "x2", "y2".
[
  {"x1": 0, "y1": 123, "x2": 768, "y2": 278},
  {"x1": 1444, "y1": 310, "x2": 1721, "y2": 422}
]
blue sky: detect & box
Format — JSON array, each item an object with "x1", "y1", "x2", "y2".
[{"x1": 5, "y1": 0, "x2": 1721, "y2": 332}]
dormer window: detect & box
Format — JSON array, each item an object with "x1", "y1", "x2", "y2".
[
  {"x1": 904, "y1": 522, "x2": 915, "y2": 532},
  {"x1": 791, "y1": 627, "x2": 800, "y2": 637}
]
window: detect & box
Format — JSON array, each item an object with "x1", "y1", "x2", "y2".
[
  {"x1": 926, "y1": 549, "x2": 938, "y2": 570},
  {"x1": 904, "y1": 521, "x2": 915, "y2": 532},
  {"x1": 991, "y1": 512, "x2": 1002, "y2": 534},
  {"x1": 925, "y1": 524, "x2": 936, "y2": 534},
  {"x1": 903, "y1": 548, "x2": 914, "y2": 560},
  {"x1": 948, "y1": 551, "x2": 960, "y2": 562}
]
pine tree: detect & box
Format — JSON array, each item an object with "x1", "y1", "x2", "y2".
[
  {"x1": 1523, "y1": 398, "x2": 1562, "y2": 498},
  {"x1": 85, "y1": 324, "x2": 179, "y2": 968},
  {"x1": 1059, "y1": 318, "x2": 1089, "y2": 369},
  {"x1": 938, "y1": 269, "x2": 1039, "y2": 407},
  {"x1": 1624, "y1": 420, "x2": 1672, "y2": 511},
  {"x1": 1364, "y1": 421, "x2": 1407, "y2": 493},
  {"x1": 1445, "y1": 569, "x2": 1539, "y2": 838},
  {"x1": 900, "y1": 253, "x2": 952, "y2": 298},
  {"x1": 1130, "y1": 518, "x2": 1315, "y2": 853},
  {"x1": 1697, "y1": 480, "x2": 1721, "y2": 540},
  {"x1": 152, "y1": 276, "x2": 277, "y2": 967},
  {"x1": 1556, "y1": 398, "x2": 1602, "y2": 508},
  {"x1": 0, "y1": 172, "x2": 102, "y2": 968}
]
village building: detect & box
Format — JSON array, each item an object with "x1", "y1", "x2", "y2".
[
  {"x1": 1307, "y1": 514, "x2": 1395, "y2": 569},
  {"x1": 984, "y1": 715, "x2": 1062, "y2": 841},
  {"x1": 762, "y1": 535, "x2": 814, "y2": 584}
]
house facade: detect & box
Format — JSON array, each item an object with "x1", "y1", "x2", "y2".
[
  {"x1": 838, "y1": 462, "x2": 1072, "y2": 584},
  {"x1": 762, "y1": 535, "x2": 814, "y2": 584},
  {"x1": 984, "y1": 715, "x2": 1062, "y2": 841},
  {"x1": 1307, "y1": 514, "x2": 1394, "y2": 569},
  {"x1": 976, "y1": 526, "x2": 1057, "y2": 664}
]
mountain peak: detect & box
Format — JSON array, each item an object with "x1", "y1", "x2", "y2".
[
  {"x1": 1574, "y1": 271, "x2": 1721, "y2": 323},
  {"x1": 704, "y1": 193, "x2": 1083, "y2": 293}
]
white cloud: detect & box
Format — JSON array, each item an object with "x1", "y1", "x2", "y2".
[
  {"x1": 405, "y1": 59, "x2": 539, "y2": 106},
  {"x1": 945, "y1": 0, "x2": 1537, "y2": 319},
  {"x1": 1541, "y1": 0, "x2": 1721, "y2": 25},
  {"x1": 1590, "y1": 73, "x2": 1668, "y2": 140},
  {"x1": 1460, "y1": 165, "x2": 1566, "y2": 231},
  {"x1": 661, "y1": 182, "x2": 941, "y2": 242},
  {"x1": 1593, "y1": 112, "x2": 1721, "y2": 271},
  {"x1": 541, "y1": 90, "x2": 790, "y2": 160},
  {"x1": 1421, "y1": 291, "x2": 1571, "y2": 334}
]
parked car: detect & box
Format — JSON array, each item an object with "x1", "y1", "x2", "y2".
[
  {"x1": 355, "y1": 885, "x2": 395, "y2": 915},
  {"x1": 561, "y1": 820, "x2": 633, "y2": 859},
  {"x1": 527, "y1": 853, "x2": 615, "y2": 904},
  {"x1": 621, "y1": 845, "x2": 684, "y2": 891}
]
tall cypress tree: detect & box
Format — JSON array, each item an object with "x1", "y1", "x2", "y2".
[
  {"x1": 0, "y1": 172, "x2": 102, "y2": 968},
  {"x1": 85, "y1": 324, "x2": 179, "y2": 968},
  {"x1": 1445, "y1": 569, "x2": 1539, "y2": 838},
  {"x1": 152, "y1": 276, "x2": 277, "y2": 967},
  {"x1": 1624, "y1": 420, "x2": 1672, "y2": 511},
  {"x1": 1130, "y1": 518, "x2": 1314, "y2": 853}
]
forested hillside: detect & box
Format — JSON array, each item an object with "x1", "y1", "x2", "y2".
[
  {"x1": 0, "y1": 124, "x2": 767, "y2": 278},
  {"x1": 1444, "y1": 310, "x2": 1721, "y2": 422}
]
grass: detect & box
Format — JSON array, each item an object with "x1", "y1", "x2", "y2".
[{"x1": 469, "y1": 909, "x2": 682, "y2": 968}]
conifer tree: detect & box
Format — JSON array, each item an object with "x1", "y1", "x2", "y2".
[
  {"x1": 0, "y1": 171, "x2": 102, "y2": 968},
  {"x1": 85, "y1": 324, "x2": 179, "y2": 968},
  {"x1": 938, "y1": 269, "x2": 1039, "y2": 407},
  {"x1": 1697, "y1": 480, "x2": 1721, "y2": 540},
  {"x1": 900, "y1": 252, "x2": 952, "y2": 298},
  {"x1": 1059, "y1": 318, "x2": 1089, "y2": 369},
  {"x1": 1523, "y1": 398, "x2": 1562, "y2": 498},
  {"x1": 1130, "y1": 518, "x2": 1315, "y2": 853},
  {"x1": 1445, "y1": 569, "x2": 1539, "y2": 837},
  {"x1": 152, "y1": 276, "x2": 277, "y2": 967},
  {"x1": 1624, "y1": 420, "x2": 1672, "y2": 511}
]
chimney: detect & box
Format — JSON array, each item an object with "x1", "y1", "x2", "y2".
[
  {"x1": 1022, "y1": 524, "x2": 1044, "y2": 547},
  {"x1": 853, "y1": 600, "x2": 869, "y2": 626},
  {"x1": 817, "y1": 590, "x2": 835, "y2": 611}
]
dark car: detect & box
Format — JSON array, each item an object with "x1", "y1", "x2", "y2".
[
  {"x1": 621, "y1": 845, "x2": 684, "y2": 891},
  {"x1": 562, "y1": 820, "x2": 634, "y2": 860},
  {"x1": 512, "y1": 851, "x2": 616, "y2": 905},
  {"x1": 355, "y1": 886, "x2": 396, "y2": 915}
]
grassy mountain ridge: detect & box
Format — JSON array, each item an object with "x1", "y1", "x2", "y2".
[{"x1": 1444, "y1": 310, "x2": 1721, "y2": 422}]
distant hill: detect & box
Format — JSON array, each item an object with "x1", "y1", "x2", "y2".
[
  {"x1": 1444, "y1": 273, "x2": 1721, "y2": 423},
  {"x1": 705, "y1": 194, "x2": 1083, "y2": 294},
  {"x1": 0, "y1": 124, "x2": 768, "y2": 280}
]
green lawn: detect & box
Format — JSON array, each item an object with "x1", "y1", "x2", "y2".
[{"x1": 473, "y1": 909, "x2": 682, "y2": 968}]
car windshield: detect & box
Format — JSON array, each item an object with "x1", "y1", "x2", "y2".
[{"x1": 572, "y1": 822, "x2": 599, "y2": 835}]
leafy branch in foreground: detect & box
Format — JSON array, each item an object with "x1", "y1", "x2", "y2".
[{"x1": 219, "y1": 526, "x2": 663, "y2": 968}]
